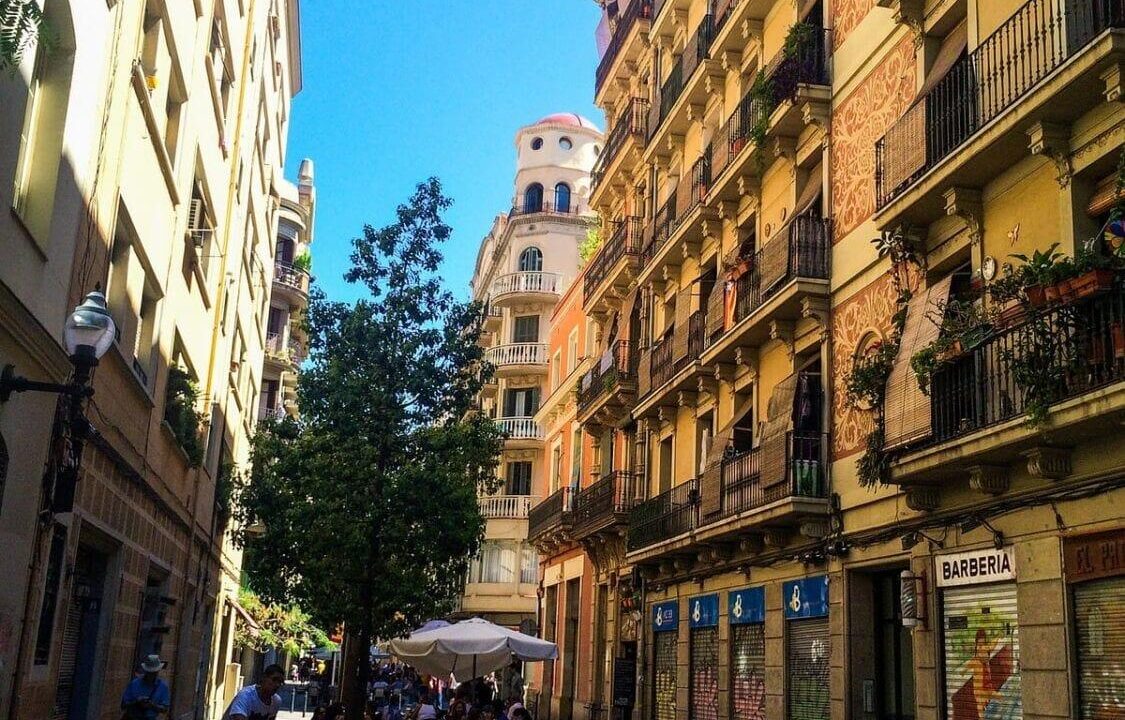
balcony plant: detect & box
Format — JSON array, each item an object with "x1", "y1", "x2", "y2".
[
  {"x1": 164, "y1": 365, "x2": 204, "y2": 467},
  {"x1": 1010, "y1": 243, "x2": 1064, "y2": 307},
  {"x1": 910, "y1": 298, "x2": 991, "y2": 394},
  {"x1": 988, "y1": 269, "x2": 1027, "y2": 329},
  {"x1": 783, "y1": 21, "x2": 817, "y2": 59},
  {"x1": 1070, "y1": 244, "x2": 1117, "y2": 299},
  {"x1": 292, "y1": 251, "x2": 312, "y2": 273}
]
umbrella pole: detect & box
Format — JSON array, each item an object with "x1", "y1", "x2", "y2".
[{"x1": 472, "y1": 656, "x2": 476, "y2": 680}]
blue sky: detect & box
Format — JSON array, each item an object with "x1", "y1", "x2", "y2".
[{"x1": 284, "y1": 1, "x2": 604, "y2": 304}]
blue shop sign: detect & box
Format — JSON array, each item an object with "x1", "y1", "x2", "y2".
[
  {"x1": 688, "y1": 594, "x2": 719, "y2": 628},
  {"x1": 783, "y1": 575, "x2": 829, "y2": 619},
  {"x1": 652, "y1": 601, "x2": 678, "y2": 632},
  {"x1": 728, "y1": 587, "x2": 765, "y2": 625}
]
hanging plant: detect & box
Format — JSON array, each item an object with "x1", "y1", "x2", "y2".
[
  {"x1": 747, "y1": 69, "x2": 774, "y2": 149},
  {"x1": 782, "y1": 21, "x2": 816, "y2": 59},
  {"x1": 164, "y1": 366, "x2": 204, "y2": 467}
]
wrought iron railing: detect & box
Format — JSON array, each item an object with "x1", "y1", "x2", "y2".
[
  {"x1": 719, "y1": 432, "x2": 828, "y2": 518},
  {"x1": 479, "y1": 494, "x2": 537, "y2": 519},
  {"x1": 496, "y1": 416, "x2": 545, "y2": 441},
  {"x1": 274, "y1": 261, "x2": 310, "y2": 295},
  {"x1": 491, "y1": 272, "x2": 564, "y2": 298},
  {"x1": 712, "y1": 0, "x2": 740, "y2": 38},
  {"x1": 484, "y1": 343, "x2": 549, "y2": 367},
  {"x1": 627, "y1": 478, "x2": 700, "y2": 551},
  {"x1": 876, "y1": 0, "x2": 1125, "y2": 209},
  {"x1": 648, "y1": 331, "x2": 675, "y2": 390},
  {"x1": 585, "y1": 217, "x2": 644, "y2": 299},
  {"x1": 596, "y1": 0, "x2": 655, "y2": 91},
  {"x1": 730, "y1": 216, "x2": 832, "y2": 325},
  {"x1": 641, "y1": 195, "x2": 678, "y2": 265},
  {"x1": 648, "y1": 15, "x2": 713, "y2": 140},
  {"x1": 578, "y1": 340, "x2": 636, "y2": 412},
  {"x1": 259, "y1": 406, "x2": 288, "y2": 424},
  {"x1": 592, "y1": 99, "x2": 649, "y2": 189},
  {"x1": 920, "y1": 283, "x2": 1125, "y2": 449},
  {"x1": 572, "y1": 470, "x2": 641, "y2": 535},
  {"x1": 508, "y1": 200, "x2": 585, "y2": 218},
  {"x1": 528, "y1": 486, "x2": 575, "y2": 541}
]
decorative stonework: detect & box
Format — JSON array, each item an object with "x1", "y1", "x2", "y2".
[
  {"x1": 1023, "y1": 446, "x2": 1073, "y2": 481},
  {"x1": 834, "y1": 0, "x2": 876, "y2": 50},
  {"x1": 905, "y1": 486, "x2": 940, "y2": 512},
  {"x1": 968, "y1": 465, "x2": 1011, "y2": 495},
  {"x1": 1026, "y1": 122, "x2": 1073, "y2": 188}
]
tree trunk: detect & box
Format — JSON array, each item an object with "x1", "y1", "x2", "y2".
[{"x1": 342, "y1": 629, "x2": 371, "y2": 720}]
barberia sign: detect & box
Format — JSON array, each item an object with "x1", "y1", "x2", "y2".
[{"x1": 936, "y1": 547, "x2": 1016, "y2": 588}]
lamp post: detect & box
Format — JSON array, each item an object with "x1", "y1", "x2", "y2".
[{"x1": 0, "y1": 291, "x2": 116, "y2": 512}]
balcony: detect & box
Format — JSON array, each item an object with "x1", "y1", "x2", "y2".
[
  {"x1": 265, "y1": 332, "x2": 298, "y2": 370},
  {"x1": 258, "y1": 406, "x2": 289, "y2": 425},
  {"x1": 704, "y1": 216, "x2": 831, "y2": 363},
  {"x1": 496, "y1": 416, "x2": 545, "y2": 449},
  {"x1": 639, "y1": 153, "x2": 714, "y2": 284},
  {"x1": 875, "y1": 0, "x2": 1125, "y2": 227},
  {"x1": 528, "y1": 487, "x2": 575, "y2": 550},
  {"x1": 484, "y1": 305, "x2": 502, "y2": 333},
  {"x1": 508, "y1": 200, "x2": 586, "y2": 220},
  {"x1": 273, "y1": 261, "x2": 310, "y2": 304},
  {"x1": 635, "y1": 311, "x2": 707, "y2": 417},
  {"x1": 595, "y1": 0, "x2": 654, "y2": 102},
  {"x1": 479, "y1": 494, "x2": 536, "y2": 520},
  {"x1": 485, "y1": 343, "x2": 549, "y2": 377},
  {"x1": 591, "y1": 99, "x2": 649, "y2": 202},
  {"x1": 584, "y1": 217, "x2": 644, "y2": 317},
  {"x1": 490, "y1": 272, "x2": 564, "y2": 307},
  {"x1": 891, "y1": 284, "x2": 1125, "y2": 485},
  {"x1": 577, "y1": 340, "x2": 637, "y2": 426},
  {"x1": 627, "y1": 479, "x2": 700, "y2": 556},
  {"x1": 696, "y1": 432, "x2": 830, "y2": 539},
  {"x1": 647, "y1": 15, "x2": 716, "y2": 148},
  {"x1": 571, "y1": 470, "x2": 641, "y2": 541}
]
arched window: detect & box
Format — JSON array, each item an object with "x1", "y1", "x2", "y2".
[
  {"x1": 554, "y1": 183, "x2": 572, "y2": 213},
  {"x1": 523, "y1": 183, "x2": 543, "y2": 213},
  {"x1": 519, "y1": 247, "x2": 543, "y2": 272}
]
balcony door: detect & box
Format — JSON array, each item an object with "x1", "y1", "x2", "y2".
[
  {"x1": 506, "y1": 461, "x2": 532, "y2": 496},
  {"x1": 504, "y1": 387, "x2": 540, "y2": 417},
  {"x1": 513, "y1": 315, "x2": 540, "y2": 344}
]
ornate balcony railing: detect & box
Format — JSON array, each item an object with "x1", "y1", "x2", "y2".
[
  {"x1": 479, "y1": 494, "x2": 536, "y2": 519},
  {"x1": 572, "y1": 470, "x2": 641, "y2": 535},
  {"x1": 496, "y1": 416, "x2": 545, "y2": 441},
  {"x1": 592, "y1": 98, "x2": 649, "y2": 189},
  {"x1": 585, "y1": 217, "x2": 644, "y2": 299},
  {"x1": 509, "y1": 200, "x2": 584, "y2": 218},
  {"x1": 578, "y1": 340, "x2": 635, "y2": 412},
  {"x1": 641, "y1": 195, "x2": 678, "y2": 266},
  {"x1": 528, "y1": 486, "x2": 575, "y2": 541},
  {"x1": 644, "y1": 311, "x2": 705, "y2": 395},
  {"x1": 876, "y1": 0, "x2": 1124, "y2": 209},
  {"x1": 491, "y1": 272, "x2": 564, "y2": 299},
  {"x1": 648, "y1": 15, "x2": 712, "y2": 140},
  {"x1": 627, "y1": 478, "x2": 700, "y2": 551},
  {"x1": 917, "y1": 283, "x2": 1125, "y2": 450},
  {"x1": 730, "y1": 216, "x2": 832, "y2": 326},
  {"x1": 595, "y1": 0, "x2": 654, "y2": 92},
  {"x1": 274, "y1": 261, "x2": 310, "y2": 296},
  {"x1": 719, "y1": 432, "x2": 828, "y2": 518},
  {"x1": 485, "y1": 343, "x2": 549, "y2": 367},
  {"x1": 258, "y1": 406, "x2": 288, "y2": 424}
]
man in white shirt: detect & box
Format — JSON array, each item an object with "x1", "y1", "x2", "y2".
[{"x1": 222, "y1": 664, "x2": 285, "y2": 720}]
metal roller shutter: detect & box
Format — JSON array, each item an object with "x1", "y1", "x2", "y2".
[
  {"x1": 787, "y1": 617, "x2": 830, "y2": 720},
  {"x1": 731, "y1": 624, "x2": 765, "y2": 720},
  {"x1": 942, "y1": 583, "x2": 1022, "y2": 720},
  {"x1": 1074, "y1": 577, "x2": 1125, "y2": 719},
  {"x1": 653, "y1": 632, "x2": 678, "y2": 720},
  {"x1": 690, "y1": 627, "x2": 719, "y2": 720}
]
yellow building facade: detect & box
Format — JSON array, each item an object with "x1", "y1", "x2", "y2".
[{"x1": 575, "y1": 1, "x2": 1125, "y2": 720}]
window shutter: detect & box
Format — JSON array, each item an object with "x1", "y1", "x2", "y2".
[
  {"x1": 759, "y1": 374, "x2": 799, "y2": 487},
  {"x1": 672, "y1": 286, "x2": 693, "y2": 364}
]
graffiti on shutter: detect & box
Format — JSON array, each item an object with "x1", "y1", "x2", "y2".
[
  {"x1": 653, "y1": 631, "x2": 678, "y2": 720},
  {"x1": 731, "y1": 623, "x2": 766, "y2": 720},
  {"x1": 942, "y1": 583, "x2": 1022, "y2": 720},
  {"x1": 1074, "y1": 577, "x2": 1125, "y2": 719},
  {"x1": 787, "y1": 617, "x2": 830, "y2": 720},
  {"x1": 690, "y1": 627, "x2": 719, "y2": 720}
]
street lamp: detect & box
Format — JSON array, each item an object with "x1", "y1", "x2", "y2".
[{"x1": 0, "y1": 291, "x2": 115, "y2": 513}]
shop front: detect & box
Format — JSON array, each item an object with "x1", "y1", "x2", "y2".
[
  {"x1": 728, "y1": 587, "x2": 766, "y2": 720},
  {"x1": 687, "y1": 594, "x2": 719, "y2": 720},
  {"x1": 651, "y1": 600, "x2": 679, "y2": 720},
  {"x1": 783, "y1": 576, "x2": 830, "y2": 720}
]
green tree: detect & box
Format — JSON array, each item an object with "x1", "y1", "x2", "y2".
[
  {"x1": 1, "y1": 0, "x2": 44, "y2": 72},
  {"x1": 234, "y1": 178, "x2": 503, "y2": 720},
  {"x1": 234, "y1": 588, "x2": 335, "y2": 658}
]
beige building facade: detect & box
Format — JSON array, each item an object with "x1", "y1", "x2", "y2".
[{"x1": 0, "y1": 1, "x2": 309, "y2": 719}]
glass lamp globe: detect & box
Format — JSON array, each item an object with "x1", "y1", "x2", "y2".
[{"x1": 64, "y1": 291, "x2": 116, "y2": 361}]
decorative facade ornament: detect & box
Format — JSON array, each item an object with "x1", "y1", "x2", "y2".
[
  {"x1": 1026, "y1": 121, "x2": 1073, "y2": 188},
  {"x1": 1101, "y1": 61, "x2": 1125, "y2": 102},
  {"x1": 800, "y1": 519, "x2": 830, "y2": 539},
  {"x1": 763, "y1": 530, "x2": 788, "y2": 548},
  {"x1": 801, "y1": 296, "x2": 830, "y2": 343},
  {"x1": 769, "y1": 320, "x2": 795, "y2": 360},
  {"x1": 905, "y1": 485, "x2": 940, "y2": 512},
  {"x1": 967, "y1": 464, "x2": 1011, "y2": 495},
  {"x1": 876, "y1": 0, "x2": 924, "y2": 44},
  {"x1": 943, "y1": 186, "x2": 984, "y2": 247},
  {"x1": 1023, "y1": 446, "x2": 1072, "y2": 481}
]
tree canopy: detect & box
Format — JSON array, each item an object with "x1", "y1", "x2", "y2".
[
  {"x1": 234, "y1": 588, "x2": 336, "y2": 658},
  {"x1": 234, "y1": 178, "x2": 503, "y2": 717}
]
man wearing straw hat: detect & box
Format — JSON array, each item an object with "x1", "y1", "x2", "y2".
[{"x1": 120, "y1": 654, "x2": 171, "y2": 720}]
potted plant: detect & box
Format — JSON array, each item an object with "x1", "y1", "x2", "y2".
[
  {"x1": 1051, "y1": 255, "x2": 1078, "y2": 303},
  {"x1": 1011, "y1": 243, "x2": 1064, "y2": 307},
  {"x1": 1070, "y1": 245, "x2": 1116, "y2": 299},
  {"x1": 988, "y1": 271, "x2": 1026, "y2": 329},
  {"x1": 910, "y1": 344, "x2": 942, "y2": 395}
]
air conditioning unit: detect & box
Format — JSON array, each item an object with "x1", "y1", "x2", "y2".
[{"x1": 187, "y1": 198, "x2": 212, "y2": 249}]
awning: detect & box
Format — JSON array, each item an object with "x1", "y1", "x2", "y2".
[
  {"x1": 913, "y1": 19, "x2": 968, "y2": 105},
  {"x1": 759, "y1": 374, "x2": 799, "y2": 487},
  {"x1": 706, "y1": 274, "x2": 726, "y2": 340},
  {"x1": 883, "y1": 275, "x2": 954, "y2": 450},
  {"x1": 799, "y1": 0, "x2": 821, "y2": 21},
  {"x1": 700, "y1": 394, "x2": 756, "y2": 519},
  {"x1": 1088, "y1": 171, "x2": 1123, "y2": 217},
  {"x1": 795, "y1": 162, "x2": 823, "y2": 219}
]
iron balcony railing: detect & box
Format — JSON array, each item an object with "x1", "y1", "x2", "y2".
[
  {"x1": 641, "y1": 194, "x2": 678, "y2": 266},
  {"x1": 528, "y1": 486, "x2": 576, "y2": 541},
  {"x1": 640, "y1": 153, "x2": 710, "y2": 270},
  {"x1": 491, "y1": 271, "x2": 564, "y2": 298},
  {"x1": 919, "y1": 283, "x2": 1125, "y2": 450},
  {"x1": 648, "y1": 330, "x2": 675, "y2": 390},
  {"x1": 627, "y1": 478, "x2": 700, "y2": 551},
  {"x1": 508, "y1": 200, "x2": 585, "y2": 218},
  {"x1": 596, "y1": 0, "x2": 654, "y2": 91},
  {"x1": 709, "y1": 27, "x2": 830, "y2": 179},
  {"x1": 646, "y1": 311, "x2": 707, "y2": 394},
  {"x1": 730, "y1": 216, "x2": 832, "y2": 327},
  {"x1": 578, "y1": 340, "x2": 636, "y2": 412},
  {"x1": 592, "y1": 98, "x2": 649, "y2": 189},
  {"x1": 479, "y1": 494, "x2": 537, "y2": 520},
  {"x1": 274, "y1": 261, "x2": 310, "y2": 296},
  {"x1": 484, "y1": 343, "x2": 549, "y2": 367},
  {"x1": 258, "y1": 406, "x2": 288, "y2": 424},
  {"x1": 585, "y1": 217, "x2": 644, "y2": 299},
  {"x1": 712, "y1": 0, "x2": 740, "y2": 38},
  {"x1": 572, "y1": 470, "x2": 641, "y2": 535},
  {"x1": 496, "y1": 416, "x2": 545, "y2": 441},
  {"x1": 647, "y1": 15, "x2": 713, "y2": 139},
  {"x1": 719, "y1": 432, "x2": 828, "y2": 518},
  {"x1": 876, "y1": 0, "x2": 1125, "y2": 209}
]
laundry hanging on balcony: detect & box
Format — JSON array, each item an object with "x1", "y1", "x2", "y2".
[
  {"x1": 883, "y1": 275, "x2": 953, "y2": 450},
  {"x1": 759, "y1": 374, "x2": 799, "y2": 488}
]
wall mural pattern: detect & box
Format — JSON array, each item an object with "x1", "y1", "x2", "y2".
[
  {"x1": 833, "y1": 0, "x2": 875, "y2": 50},
  {"x1": 830, "y1": 36, "x2": 916, "y2": 243}
]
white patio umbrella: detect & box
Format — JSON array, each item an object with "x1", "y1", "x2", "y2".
[{"x1": 386, "y1": 617, "x2": 557, "y2": 678}]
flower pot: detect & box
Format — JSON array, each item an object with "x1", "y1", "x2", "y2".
[
  {"x1": 1057, "y1": 278, "x2": 1079, "y2": 304},
  {"x1": 1071, "y1": 268, "x2": 1116, "y2": 299},
  {"x1": 1025, "y1": 284, "x2": 1047, "y2": 307},
  {"x1": 997, "y1": 302, "x2": 1027, "y2": 330},
  {"x1": 937, "y1": 339, "x2": 964, "y2": 363},
  {"x1": 1044, "y1": 284, "x2": 1061, "y2": 303}
]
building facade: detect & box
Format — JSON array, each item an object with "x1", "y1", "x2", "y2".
[
  {"x1": 561, "y1": 1, "x2": 1125, "y2": 720},
  {"x1": 462, "y1": 114, "x2": 603, "y2": 631},
  {"x1": 0, "y1": 2, "x2": 309, "y2": 720}
]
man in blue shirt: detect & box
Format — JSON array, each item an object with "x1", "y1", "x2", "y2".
[{"x1": 121, "y1": 654, "x2": 171, "y2": 720}]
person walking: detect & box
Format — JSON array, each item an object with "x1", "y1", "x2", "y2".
[
  {"x1": 503, "y1": 661, "x2": 524, "y2": 707},
  {"x1": 221, "y1": 664, "x2": 286, "y2": 720},
  {"x1": 120, "y1": 654, "x2": 171, "y2": 720}
]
